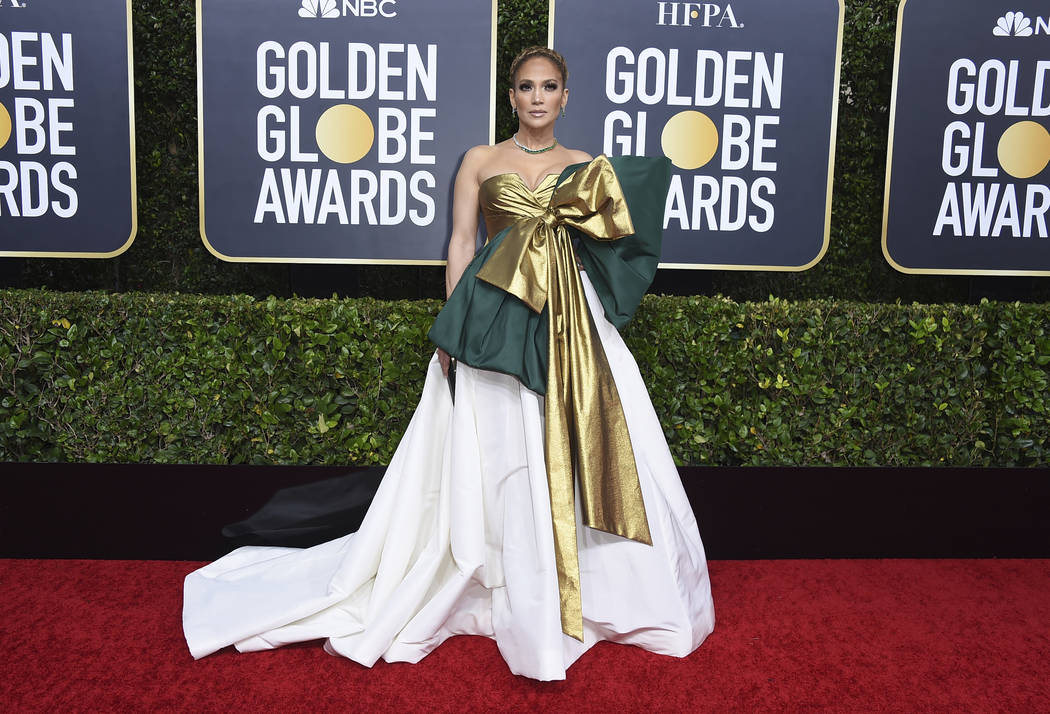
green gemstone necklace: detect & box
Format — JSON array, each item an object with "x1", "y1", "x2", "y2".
[{"x1": 512, "y1": 133, "x2": 558, "y2": 154}]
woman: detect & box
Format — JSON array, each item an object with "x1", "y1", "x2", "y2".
[{"x1": 183, "y1": 47, "x2": 714, "y2": 682}]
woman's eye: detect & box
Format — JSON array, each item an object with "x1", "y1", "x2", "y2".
[
  {"x1": 545, "y1": 82, "x2": 559, "y2": 91},
  {"x1": 518, "y1": 83, "x2": 532, "y2": 91}
]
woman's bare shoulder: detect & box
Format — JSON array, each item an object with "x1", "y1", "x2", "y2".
[
  {"x1": 457, "y1": 145, "x2": 500, "y2": 186},
  {"x1": 564, "y1": 148, "x2": 593, "y2": 163},
  {"x1": 465, "y1": 143, "x2": 497, "y2": 156},
  {"x1": 461, "y1": 144, "x2": 496, "y2": 167},
  {"x1": 465, "y1": 143, "x2": 516, "y2": 164}
]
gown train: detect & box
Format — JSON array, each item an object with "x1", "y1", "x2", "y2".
[{"x1": 183, "y1": 275, "x2": 714, "y2": 681}]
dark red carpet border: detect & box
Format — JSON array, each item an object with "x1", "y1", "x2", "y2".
[{"x1": 2, "y1": 559, "x2": 1049, "y2": 712}]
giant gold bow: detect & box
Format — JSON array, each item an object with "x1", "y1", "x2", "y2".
[{"x1": 476, "y1": 155, "x2": 652, "y2": 641}]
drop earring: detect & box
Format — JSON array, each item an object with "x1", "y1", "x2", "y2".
[
  {"x1": 512, "y1": 106, "x2": 517, "y2": 116},
  {"x1": 561, "y1": 106, "x2": 566, "y2": 118}
]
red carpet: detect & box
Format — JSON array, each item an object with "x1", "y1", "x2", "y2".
[{"x1": 2, "y1": 559, "x2": 1048, "y2": 712}]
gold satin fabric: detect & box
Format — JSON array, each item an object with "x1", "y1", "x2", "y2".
[
  {"x1": 478, "y1": 172, "x2": 560, "y2": 238},
  {"x1": 477, "y1": 156, "x2": 653, "y2": 641}
]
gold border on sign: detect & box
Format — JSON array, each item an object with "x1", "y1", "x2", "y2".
[
  {"x1": 548, "y1": 0, "x2": 844, "y2": 272},
  {"x1": 196, "y1": 0, "x2": 499, "y2": 265},
  {"x1": 490, "y1": 0, "x2": 498, "y2": 145},
  {"x1": 548, "y1": 0, "x2": 556, "y2": 47},
  {"x1": 882, "y1": 0, "x2": 1050, "y2": 276},
  {"x1": 0, "y1": 0, "x2": 138, "y2": 259}
]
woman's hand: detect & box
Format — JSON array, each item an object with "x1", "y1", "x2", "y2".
[{"x1": 437, "y1": 347, "x2": 452, "y2": 377}]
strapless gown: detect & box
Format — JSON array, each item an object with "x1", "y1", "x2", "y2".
[{"x1": 182, "y1": 171, "x2": 715, "y2": 682}]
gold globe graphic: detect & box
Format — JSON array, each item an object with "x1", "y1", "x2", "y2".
[
  {"x1": 315, "y1": 104, "x2": 374, "y2": 164},
  {"x1": 661, "y1": 111, "x2": 719, "y2": 171},
  {"x1": 0, "y1": 102, "x2": 11, "y2": 151},
  {"x1": 997, "y1": 121, "x2": 1050, "y2": 179}
]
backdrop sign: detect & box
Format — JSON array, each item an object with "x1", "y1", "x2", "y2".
[
  {"x1": 0, "y1": 0, "x2": 136, "y2": 258},
  {"x1": 197, "y1": 0, "x2": 495, "y2": 263},
  {"x1": 550, "y1": 0, "x2": 842, "y2": 269},
  {"x1": 884, "y1": 1, "x2": 1050, "y2": 275}
]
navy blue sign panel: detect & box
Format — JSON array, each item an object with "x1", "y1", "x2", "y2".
[
  {"x1": 198, "y1": 0, "x2": 495, "y2": 263},
  {"x1": 0, "y1": 0, "x2": 136, "y2": 257},
  {"x1": 551, "y1": 0, "x2": 842, "y2": 270},
  {"x1": 884, "y1": 0, "x2": 1050, "y2": 275}
]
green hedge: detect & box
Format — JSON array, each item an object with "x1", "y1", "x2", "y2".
[
  {"x1": 9, "y1": 0, "x2": 1047, "y2": 302},
  {"x1": 3, "y1": 289, "x2": 1047, "y2": 466}
]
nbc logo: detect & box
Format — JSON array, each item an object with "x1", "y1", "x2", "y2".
[
  {"x1": 0, "y1": 0, "x2": 28, "y2": 7},
  {"x1": 993, "y1": 11, "x2": 1050, "y2": 36},
  {"x1": 300, "y1": 0, "x2": 339, "y2": 18},
  {"x1": 299, "y1": 0, "x2": 397, "y2": 19}
]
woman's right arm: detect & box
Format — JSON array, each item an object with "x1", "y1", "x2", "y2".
[
  {"x1": 445, "y1": 146, "x2": 486, "y2": 298},
  {"x1": 437, "y1": 146, "x2": 486, "y2": 376}
]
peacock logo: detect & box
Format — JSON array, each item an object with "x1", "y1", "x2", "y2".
[
  {"x1": 299, "y1": 0, "x2": 340, "y2": 19},
  {"x1": 297, "y1": 0, "x2": 398, "y2": 19},
  {"x1": 993, "y1": 11, "x2": 1034, "y2": 36}
]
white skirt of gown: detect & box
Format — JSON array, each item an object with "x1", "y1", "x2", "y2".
[{"x1": 183, "y1": 273, "x2": 715, "y2": 681}]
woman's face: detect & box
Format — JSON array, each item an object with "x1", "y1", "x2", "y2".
[{"x1": 509, "y1": 57, "x2": 567, "y2": 131}]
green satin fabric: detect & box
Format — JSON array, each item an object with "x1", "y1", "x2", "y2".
[{"x1": 429, "y1": 155, "x2": 671, "y2": 394}]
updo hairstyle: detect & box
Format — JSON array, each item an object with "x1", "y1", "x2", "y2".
[{"x1": 508, "y1": 46, "x2": 568, "y2": 86}]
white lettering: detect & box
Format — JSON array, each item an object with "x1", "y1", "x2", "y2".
[
  {"x1": 319, "y1": 43, "x2": 345, "y2": 99},
  {"x1": 605, "y1": 47, "x2": 781, "y2": 109},
  {"x1": 749, "y1": 178, "x2": 775, "y2": 232},
  {"x1": 350, "y1": 170, "x2": 378, "y2": 224},
  {"x1": 379, "y1": 170, "x2": 406, "y2": 225},
  {"x1": 720, "y1": 114, "x2": 749, "y2": 171},
  {"x1": 961, "y1": 182, "x2": 1000, "y2": 236},
  {"x1": 606, "y1": 47, "x2": 634, "y2": 104},
  {"x1": 947, "y1": 58, "x2": 1048, "y2": 116},
  {"x1": 0, "y1": 160, "x2": 79, "y2": 219},
  {"x1": 254, "y1": 168, "x2": 285, "y2": 223},
  {"x1": 664, "y1": 174, "x2": 689, "y2": 230},
  {"x1": 665, "y1": 49, "x2": 691, "y2": 106},
  {"x1": 410, "y1": 107, "x2": 435, "y2": 164},
  {"x1": 0, "y1": 161, "x2": 18, "y2": 216},
  {"x1": 317, "y1": 169, "x2": 348, "y2": 224},
  {"x1": 636, "y1": 48, "x2": 666, "y2": 105},
  {"x1": 257, "y1": 42, "x2": 285, "y2": 99},
  {"x1": 603, "y1": 110, "x2": 646, "y2": 156},
  {"x1": 288, "y1": 106, "x2": 317, "y2": 162},
  {"x1": 723, "y1": 51, "x2": 750, "y2": 108},
  {"x1": 40, "y1": 33, "x2": 73, "y2": 92},
  {"x1": 15, "y1": 97, "x2": 46, "y2": 154},
  {"x1": 347, "y1": 43, "x2": 376, "y2": 100},
  {"x1": 720, "y1": 176, "x2": 747, "y2": 231},
  {"x1": 377, "y1": 107, "x2": 407, "y2": 163},
  {"x1": 256, "y1": 41, "x2": 433, "y2": 101},
  {"x1": 12, "y1": 32, "x2": 39, "y2": 90},
  {"x1": 991, "y1": 184, "x2": 1020, "y2": 237},
  {"x1": 257, "y1": 106, "x2": 286, "y2": 162},
  {"x1": 378, "y1": 44, "x2": 404, "y2": 101},
  {"x1": 942, "y1": 121, "x2": 969, "y2": 177},
  {"x1": 947, "y1": 59, "x2": 976, "y2": 115},
  {"x1": 281, "y1": 168, "x2": 322, "y2": 223},
  {"x1": 47, "y1": 98, "x2": 75, "y2": 156},
  {"x1": 50, "y1": 162, "x2": 77, "y2": 218},
  {"x1": 663, "y1": 174, "x2": 777, "y2": 232},
  {"x1": 406, "y1": 44, "x2": 436, "y2": 101},
  {"x1": 1024, "y1": 185, "x2": 1050, "y2": 237},
  {"x1": 19, "y1": 161, "x2": 48, "y2": 217},
  {"x1": 409, "y1": 171, "x2": 435, "y2": 226},
  {"x1": 1034, "y1": 62, "x2": 1050, "y2": 117},
  {"x1": 933, "y1": 183, "x2": 961, "y2": 236}
]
